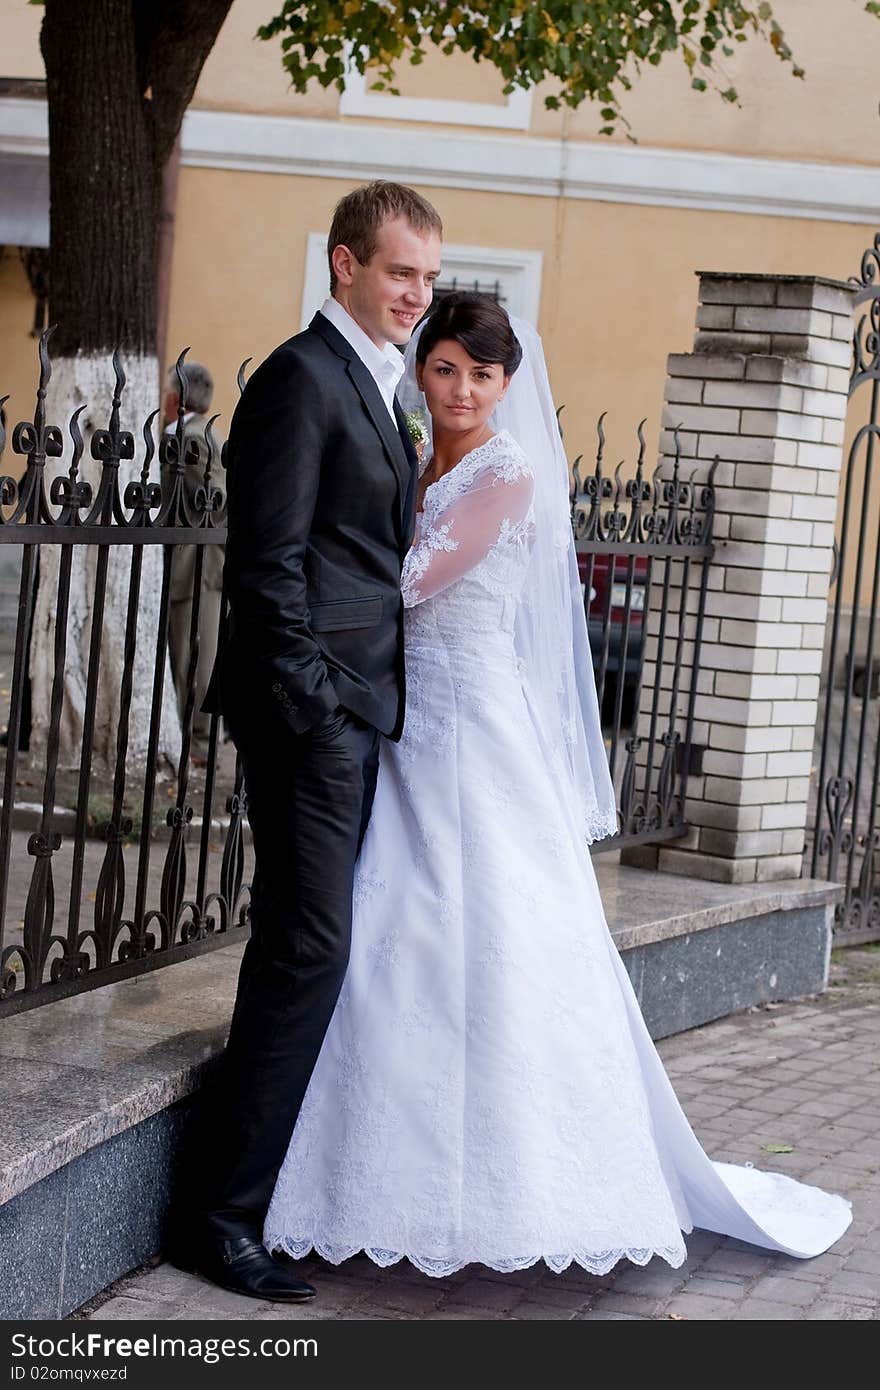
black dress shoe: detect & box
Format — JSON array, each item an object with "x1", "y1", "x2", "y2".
[{"x1": 193, "y1": 1235, "x2": 316, "y2": 1303}]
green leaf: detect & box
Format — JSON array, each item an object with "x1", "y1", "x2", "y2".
[
  {"x1": 762, "y1": 1143, "x2": 795, "y2": 1155},
  {"x1": 255, "y1": 0, "x2": 828, "y2": 132}
]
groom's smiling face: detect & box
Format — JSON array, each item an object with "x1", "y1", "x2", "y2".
[{"x1": 332, "y1": 216, "x2": 442, "y2": 349}]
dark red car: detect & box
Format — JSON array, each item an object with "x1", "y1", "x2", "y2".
[{"x1": 577, "y1": 551, "x2": 649, "y2": 719}]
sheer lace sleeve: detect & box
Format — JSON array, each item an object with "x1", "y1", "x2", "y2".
[{"x1": 401, "y1": 448, "x2": 534, "y2": 607}]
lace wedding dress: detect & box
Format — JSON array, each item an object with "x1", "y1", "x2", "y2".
[{"x1": 264, "y1": 430, "x2": 851, "y2": 1277}]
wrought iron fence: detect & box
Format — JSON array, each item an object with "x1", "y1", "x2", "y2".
[
  {"x1": 0, "y1": 333, "x2": 249, "y2": 1016},
  {"x1": 570, "y1": 420, "x2": 716, "y2": 850},
  {"x1": 809, "y1": 233, "x2": 880, "y2": 943},
  {"x1": 0, "y1": 335, "x2": 716, "y2": 1013}
]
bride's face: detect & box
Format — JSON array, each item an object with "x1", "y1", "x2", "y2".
[{"x1": 417, "y1": 339, "x2": 509, "y2": 436}]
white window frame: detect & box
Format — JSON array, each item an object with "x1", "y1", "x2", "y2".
[
  {"x1": 338, "y1": 60, "x2": 533, "y2": 131},
  {"x1": 301, "y1": 234, "x2": 542, "y2": 331}
]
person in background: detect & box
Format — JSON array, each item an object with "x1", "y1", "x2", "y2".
[{"x1": 162, "y1": 361, "x2": 225, "y2": 761}]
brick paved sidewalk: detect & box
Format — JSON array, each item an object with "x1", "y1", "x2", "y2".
[{"x1": 74, "y1": 947, "x2": 880, "y2": 1322}]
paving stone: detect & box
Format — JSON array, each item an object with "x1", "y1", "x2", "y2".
[
  {"x1": 575, "y1": 1310, "x2": 650, "y2": 1320},
  {"x1": 508, "y1": 1300, "x2": 581, "y2": 1320},
  {"x1": 509, "y1": 1285, "x2": 593, "y2": 1311},
  {"x1": 805, "y1": 1298, "x2": 875, "y2": 1320},
  {"x1": 681, "y1": 1275, "x2": 749, "y2": 1300},
  {"x1": 89, "y1": 1296, "x2": 165, "y2": 1321},
  {"x1": 439, "y1": 1279, "x2": 523, "y2": 1313},
  {"x1": 838, "y1": 1249, "x2": 880, "y2": 1277},
  {"x1": 550, "y1": 1266, "x2": 615, "y2": 1291},
  {"x1": 739, "y1": 1094, "x2": 792, "y2": 1114},
  {"x1": 476, "y1": 1265, "x2": 547, "y2": 1289},
  {"x1": 586, "y1": 1291, "x2": 663, "y2": 1317},
  {"x1": 663, "y1": 1292, "x2": 741, "y2": 1319},
  {"x1": 703, "y1": 1248, "x2": 772, "y2": 1277},
  {"x1": 613, "y1": 1266, "x2": 689, "y2": 1296},
  {"x1": 165, "y1": 1306, "x2": 243, "y2": 1320},
  {"x1": 307, "y1": 1275, "x2": 381, "y2": 1301},
  {"x1": 747, "y1": 1276, "x2": 816, "y2": 1305},
  {"x1": 255, "y1": 1305, "x2": 339, "y2": 1321},
  {"x1": 423, "y1": 1308, "x2": 492, "y2": 1320},
  {"x1": 684, "y1": 1231, "x2": 725, "y2": 1258},
  {"x1": 732, "y1": 1297, "x2": 803, "y2": 1320},
  {"x1": 134, "y1": 1264, "x2": 200, "y2": 1301},
  {"x1": 342, "y1": 1310, "x2": 415, "y2": 1320},
  {"x1": 826, "y1": 1270, "x2": 880, "y2": 1299},
  {"x1": 190, "y1": 1283, "x2": 279, "y2": 1317},
  {"x1": 371, "y1": 1282, "x2": 446, "y2": 1315}
]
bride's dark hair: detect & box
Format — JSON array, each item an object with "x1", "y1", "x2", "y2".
[{"x1": 416, "y1": 292, "x2": 523, "y2": 377}]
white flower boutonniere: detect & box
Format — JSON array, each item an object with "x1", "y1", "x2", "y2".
[{"x1": 404, "y1": 408, "x2": 429, "y2": 463}]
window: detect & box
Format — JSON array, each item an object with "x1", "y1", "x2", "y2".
[{"x1": 338, "y1": 56, "x2": 533, "y2": 132}]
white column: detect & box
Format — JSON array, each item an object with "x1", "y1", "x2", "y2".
[{"x1": 640, "y1": 272, "x2": 855, "y2": 883}]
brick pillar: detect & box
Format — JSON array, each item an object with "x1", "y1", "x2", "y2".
[{"x1": 640, "y1": 272, "x2": 856, "y2": 883}]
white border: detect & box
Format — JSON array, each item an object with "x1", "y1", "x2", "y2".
[
  {"x1": 301, "y1": 233, "x2": 543, "y2": 330},
  {"x1": 339, "y1": 64, "x2": 534, "y2": 131},
  {"x1": 2, "y1": 98, "x2": 879, "y2": 225}
]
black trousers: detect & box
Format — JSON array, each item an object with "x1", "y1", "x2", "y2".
[{"x1": 203, "y1": 704, "x2": 380, "y2": 1241}]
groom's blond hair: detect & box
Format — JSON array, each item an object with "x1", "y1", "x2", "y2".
[{"x1": 328, "y1": 182, "x2": 443, "y2": 293}]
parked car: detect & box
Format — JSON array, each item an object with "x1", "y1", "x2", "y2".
[{"x1": 577, "y1": 551, "x2": 649, "y2": 724}]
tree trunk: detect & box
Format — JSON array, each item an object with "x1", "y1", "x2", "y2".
[
  {"x1": 41, "y1": 0, "x2": 159, "y2": 361},
  {"x1": 31, "y1": 0, "x2": 233, "y2": 776},
  {"x1": 34, "y1": 2, "x2": 172, "y2": 775},
  {"x1": 32, "y1": 357, "x2": 181, "y2": 778}
]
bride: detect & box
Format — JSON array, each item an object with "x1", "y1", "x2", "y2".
[{"x1": 263, "y1": 292, "x2": 851, "y2": 1277}]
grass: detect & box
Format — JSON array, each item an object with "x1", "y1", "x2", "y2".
[{"x1": 81, "y1": 793, "x2": 164, "y2": 843}]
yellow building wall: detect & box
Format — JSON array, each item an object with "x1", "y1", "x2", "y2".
[
  {"x1": 0, "y1": 250, "x2": 43, "y2": 451},
  {"x1": 2, "y1": 0, "x2": 43, "y2": 77},
  {"x1": 531, "y1": 0, "x2": 880, "y2": 163}
]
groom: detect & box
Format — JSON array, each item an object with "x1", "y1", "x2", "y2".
[{"x1": 195, "y1": 182, "x2": 443, "y2": 1300}]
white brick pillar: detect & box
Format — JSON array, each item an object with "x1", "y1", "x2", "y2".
[{"x1": 639, "y1": 272, "x2": 856, "y2": 883}]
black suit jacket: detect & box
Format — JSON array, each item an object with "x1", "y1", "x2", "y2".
[{"x1": 204, "y1": 312, "x2": 418, "y2": 741}]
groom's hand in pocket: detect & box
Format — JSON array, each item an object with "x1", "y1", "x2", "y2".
[{"x1": 305, "y1": 704, "x2": 368, "y2": 748}]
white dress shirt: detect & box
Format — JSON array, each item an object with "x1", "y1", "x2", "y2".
[
  {"x1": 164, "y1": 411, "x2": 195, "y2": 435},
  {"x1": 319, "y1": 296, "x2": 405, "y2": 424}
]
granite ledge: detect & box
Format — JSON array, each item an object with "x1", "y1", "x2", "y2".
[
  {"x1": 0, "y1": 945, "x2": 242, "y2": 1208},
  {"x1": 0, "y1": 867, "x2": 841, "y2": 1208},
  {"x1": 603, "y1": 868, "x2": 842, "y2": 953},
  {"x1": 0, "y1": 1044, "x2": 223, "y2": 1209}
]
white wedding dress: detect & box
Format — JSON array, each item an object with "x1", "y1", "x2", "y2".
[{"x1": 264, "y1": 430, "x2": 851, "y2": 1277}]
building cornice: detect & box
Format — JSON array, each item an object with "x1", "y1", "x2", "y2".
[{"x1": 1, "y1": 97, "x2": 877, "y2": 225}]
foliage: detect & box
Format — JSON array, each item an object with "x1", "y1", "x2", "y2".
[{"x1": 257, "y1": 2, "x2": 879, "y2": 135}]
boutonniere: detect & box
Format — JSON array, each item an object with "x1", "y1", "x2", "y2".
[{"x1": 404, "y1": 408, "x2": 429, "y2": 462}]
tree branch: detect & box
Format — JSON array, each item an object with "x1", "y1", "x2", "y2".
[{"x1": 142, "y1": 0, "x2": 235, "y2": 170}]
